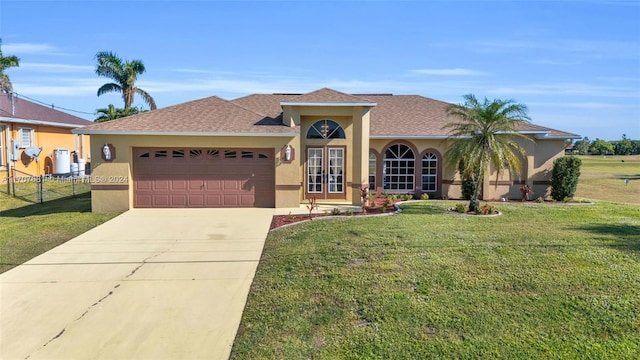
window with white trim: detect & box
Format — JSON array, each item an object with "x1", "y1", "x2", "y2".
[
  {"x1": 369, "y1": 152, "x2": 376, "y2": 190},
  {"x1": 18, "y1": 128, "x2": 34, "y2": 148},
  {"x1": 0, "y1": 127, "x2": 4, "y2": 167},
  {"x1": 306, "y1": 120, "x2": 345, "y2": 139},
  {"x1": 421, "y1": 152, "x2": 438, "y2": 192},
  {"x1": 383, "y1": 144, "x2": 415, "y2": 191}
]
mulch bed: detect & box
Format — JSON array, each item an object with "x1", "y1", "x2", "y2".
[{"x1": 270, "y1": 197, "x2": 400, "y2": 230}]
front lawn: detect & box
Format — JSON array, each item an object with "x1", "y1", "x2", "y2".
[
  {"x1": 231, "y1": 201, "x2": 640, "y2": 359},
  {"x1": 575, "y1": 155, "x2": 639, "y2": 204},
  {"x1": 0, "y1": 192, "x2": 120, "y2": 273}
]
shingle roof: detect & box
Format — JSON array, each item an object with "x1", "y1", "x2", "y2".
[
  {"x1": 282, "y1": 88, "x2": 374, "y2": 104},
  {"x1": 366, "y1": 95, "x2": 452, "y2": 137},
  {"x1": 77, "y1": 88, "x2": 579, "y2": 139},
  {"x1": 0, "y1": 94, "x2": 93, "y2": 127},
  {"x1": 77, "y1": 95, "x2": 297, "y2": 135}
]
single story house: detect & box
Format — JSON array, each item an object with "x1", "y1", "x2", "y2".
[
  {"x1": 74, "y1": 88, "x2": 579, "y2": 212},
  {"x1": 1, "y1": 94, "x2": 93, "y2": 181}
]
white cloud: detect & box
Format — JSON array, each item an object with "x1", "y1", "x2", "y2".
[
  {"x1": 527, "y1": 102, "x2": 618, "y2": 109},
  {"x1": 412, "y1": 68, "x2": 489, "y2": 76},
  {"x1": 485, "y1": 83, "x2": 640, "y2": 98},
  {"x1": 18, "y1": 63, "x2": 93, "y2": 73},
  {"x1": 2, "y1": 43, "x2": 67, "y2": 55}
]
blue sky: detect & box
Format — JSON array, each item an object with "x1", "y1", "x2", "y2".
[{"x1": 1, "y1": 0, "x2": 639, "y2": 140}]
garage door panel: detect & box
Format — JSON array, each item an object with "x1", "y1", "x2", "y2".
[
  {"x1": 133, "y1": 147, "x2": 274, "y2": 208},
  {"x1": 171, "y1": 195, "x2": 187, "y2": 207},
  {"x1": 171, "y1": 180, "x2": 188, "y2": 191},
  {"x1": 188, "y1": 195, "x2": 205, "y2": 206},
  {"x1": 205, "y1": 180, "x2": 221, "y2": 191},
  {"x1": 153, "y1": 195, "x2": 170, "y2": 207},
  {"x1": 153, "y1": 180, "x2": 170, "y2": 191}
]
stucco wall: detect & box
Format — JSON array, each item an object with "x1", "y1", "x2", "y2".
[
  {"x1": 0, "y1": 123, "x2": 89, "y2": 181},
  {"x1": 89, "y1": 134, "x2": 299, "y2": 211},
  {"x1": 369, "y1": 138, "x2": 448, "y2": 198},
  {"x1": 369, "y1": 136, "x2": 568, "y2": 201}
]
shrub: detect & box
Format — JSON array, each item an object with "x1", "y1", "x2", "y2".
[
  {"x1": 331, "y1": 207, "x2": 341, "y2": 215},
  {"x1": 459, "y1": 160, "x2": 478, "y2": 200},
  {"x1": 454, "y1": 203, "x2": 467, "y2": 213},
  {"x1": 420, "y1": 193, "x2": 429, "y2": 200},
  {"x1": 550, "y1": 156, "x2": 582, "y2": 201},
  {"x1": 535, "y1": 196, "x2": 544, "y2": 203},
  {"x1": 403, "y1": 194, "x2": 412, "y2": 201},
  {"x1": 476, "y1": 203, "x2": 497, "y2": 215},
  {"x1": 345, "y1": 208, "x2": 354, "y2": 216}
]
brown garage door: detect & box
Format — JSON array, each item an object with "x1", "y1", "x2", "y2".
[{"x1": 133, "y1": 148, "x2": 275, "y2": 208}]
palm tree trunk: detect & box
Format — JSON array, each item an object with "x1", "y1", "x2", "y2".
[{"x1": 469, "y1": 164, "x2": 484, "y2": 212}]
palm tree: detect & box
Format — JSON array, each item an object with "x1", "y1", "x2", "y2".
[
  {"x1": 95, "y1": 51, "x2": 157, "y2": 110},
  {"x1": 95, "y1": 104, "x2": 143, "y2": 122},
  {"x1": 444, "y1": 94, "x2": 531, "y2": 212},
  {"x1": 0, "y1": 38, "x2": 20, "y2": 94}
]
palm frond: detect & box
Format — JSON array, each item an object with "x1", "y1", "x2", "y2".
[
  {"x1": 135, "y1": 88, "x2": 157, "y2": 110},
  {"x1": 97, "y1": 83, "x2": 122, "y2": 97}
]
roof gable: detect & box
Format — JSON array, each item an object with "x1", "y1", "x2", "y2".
[
  {"x1": 74, "y1": 88, "x2": 579, "y2": 139},
  {"x1": 0, "y1": 94, "x2": 93, "y2": 127},
  {"x1": 77, "y1": 95, "x2": 297, "y2": 135},
  {"x1": 282, "y1": 88, "x2": 375, "y2": 104}
]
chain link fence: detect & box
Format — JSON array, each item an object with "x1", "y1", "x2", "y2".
[{"x1": 4, "y1": 171, "x2": 91, "y2": 204}]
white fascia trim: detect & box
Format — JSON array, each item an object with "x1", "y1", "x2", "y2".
[
  {"x1": 370, "y1": 135, "x2": 450, "y2": 139},
  {"x1": 0, "y1": 116, "x2": 87, "y2": 129},
  {"x1": 71, "y1": 130, "x2": 300, "y2": 137},
  {"x1": 280, "y1": 102, "x2": 377, "y2": 107},
  {"x1": 536, "y1": 134, "x2": 581, "y2": 140}
]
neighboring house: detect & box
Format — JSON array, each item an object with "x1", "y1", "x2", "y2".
[
  {"x1": 74, "y1": 88, "x2": 579, "y2": 212},
  {"x1": 1, "y1": 94, "x2": 93, "y2": 181}
]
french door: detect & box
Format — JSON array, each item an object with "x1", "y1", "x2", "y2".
[{"x1": 306, "y1": 147, "x2": 345, "y2": 200}]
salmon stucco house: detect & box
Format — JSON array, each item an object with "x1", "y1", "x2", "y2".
[
  {"x1": 73, "y1": 88, "x2": 579, "y2": 212},
  {"x1": 1, "y1": 94, "x2": 92, "y2": 181}
]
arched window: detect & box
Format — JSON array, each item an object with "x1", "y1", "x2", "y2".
[
  {"x1": 306, "y1": 120, "x2": 345, "y2": 139},
  {"x1": 421, "y1": 152, "x2": 438, "y2": 192},
  {"x1": 383, "y1": 144, "x2": 415, "y2": 191},
  {"x1": 369, "y1": 152, "x2": 376, "y2": 190}
]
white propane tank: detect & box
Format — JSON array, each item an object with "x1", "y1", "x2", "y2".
[
  {"x1": 70, "y1": 163, "x2": 79, "y2": 177},
  {"x1": 53, "y1": 149, "x2": 70, "y2": 176},
  {"x1": 77, "y1": 158, "x2": 86, "y2": 177}
]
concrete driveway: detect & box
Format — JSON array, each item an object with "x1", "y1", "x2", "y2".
[{"x1": 0, "y1": 208, "x2": 273, "y2": 360}]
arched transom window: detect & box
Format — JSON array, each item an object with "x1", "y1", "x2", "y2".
[
  {"x1": 306, "y1": 120, "x2": 345, "y2": 139},
  {"x1": 383, "y1": 144, "x2": 415, "y2": 191},
  {"x1": 421, "y1": 152, "x2": 438, "y2": 192}
]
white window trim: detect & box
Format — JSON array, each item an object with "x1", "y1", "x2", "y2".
[
  {"x1": 18, "y1": 127, "x2": 35, "y2": 148},
  {"x1": 421, "y1": 152, "x2": 438, "y2": 192},
  {"x1": 383, "y1": 144, "x2": 415, "y2": 192}
]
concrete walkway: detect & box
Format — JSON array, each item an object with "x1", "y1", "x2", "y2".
[{"x1": 0, "y1": 208, "x2": 273, "y2": 360}]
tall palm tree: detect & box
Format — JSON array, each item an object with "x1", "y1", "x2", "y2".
[
  {"x1": 95, "y1": 104, "x2": 141, "y2": 122},
  {"x1": 95, "y1": 51, "x2": 157, "y2": 110},
  {"x1": 0, "y1": 38, "x2": 20, "y2": 94},
  {"x1": 444, "y1": 94, "x2": 531, "y2": 212}
]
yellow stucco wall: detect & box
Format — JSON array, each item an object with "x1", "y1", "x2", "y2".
[
  {"x1": 85, "y1": 114, "x2": 568, "y2": 211},
  {"x1": 0, "y1": 122, "x2": 89, "y2": 181},
  {"x1": 88, "y1": 134, "x2": 299, "y2": 211},
  {"x1": 369, "y1": 136, "x2": 567, "y2": 201},
  {"x1": 369, "y1": 138, "x2": 449, "y2": 198}
]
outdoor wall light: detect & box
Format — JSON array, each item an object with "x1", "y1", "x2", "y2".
[
  {"x1": 102, "y1": 143, "x2": 115, "y2": 161},
  {"x1": 285, "y1": 144, "x2": 292, "y2": 161}
]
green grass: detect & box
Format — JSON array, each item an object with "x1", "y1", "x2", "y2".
[
  {"x1": 231, "y1": 201, "x2": 640, "y2": 359},
  {"x1": 0, "y1": 192, "x2": 120, "y2": 273},
  {"x1": 575, "y1": 155, "x2": 640, "y2": 204},
  {"x1": 2, "y1": 177, "x2": 91, "y2": 206}
]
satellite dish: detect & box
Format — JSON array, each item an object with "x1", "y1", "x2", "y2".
[{"x1": 24, "y1": 146, "x2": 42, "y2": 158}]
